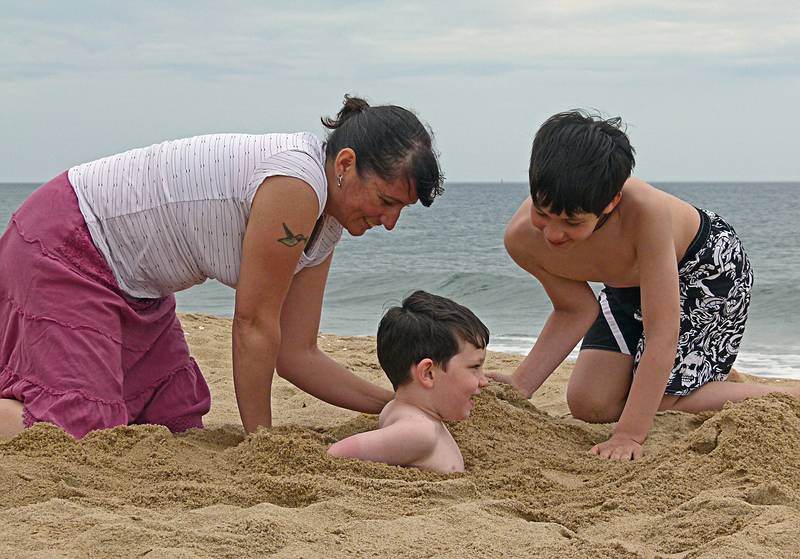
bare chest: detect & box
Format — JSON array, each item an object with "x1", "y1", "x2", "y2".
[{"x1": 537, "y1": 235, "x2": 642, "y2": 287}]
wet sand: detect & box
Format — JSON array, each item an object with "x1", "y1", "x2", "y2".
[{"x1": 2, "y1": 313, "x2": 799, "y2": 558}]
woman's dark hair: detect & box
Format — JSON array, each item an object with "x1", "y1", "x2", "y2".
[
  {"x1": 529, "y1": 110, "x2": 636, "y2": 216},
  {"x1": 322, "y1": 95, "x2": 444, "y2": 207},
  {"x1": 376, "y1": 291, "x2": 489, "y2": 390}
]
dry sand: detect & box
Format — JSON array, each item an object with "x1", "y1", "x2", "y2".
[{"x1": 2, "y1": 313, "x2": 800, "y2": 558}]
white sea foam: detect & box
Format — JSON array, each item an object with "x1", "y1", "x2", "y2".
[{"x1": 489, "y1": 336, "x2": 800, "y2": 381}]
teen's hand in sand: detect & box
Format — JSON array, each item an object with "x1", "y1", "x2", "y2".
[
  {"x1": 590, "y1": 434, "x2": 643, "y2": 461},
  {"x1": 486, "y1": 371, "x2": 533, "y2": 399}
]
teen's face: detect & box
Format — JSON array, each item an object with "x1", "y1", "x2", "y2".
[
  {"x1": 432, "y1": 343, "x2": 488, "y2": 421},
  {"x1": 339, "y1": 171, "x2": 418, "y2": 236},
  {"x1": 529, "y1": 203, "x2": 602, "y2": 250}
]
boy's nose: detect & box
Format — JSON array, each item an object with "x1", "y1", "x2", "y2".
[{"x1": 544, "y1": 225, "x2": 567, "y2": 243}]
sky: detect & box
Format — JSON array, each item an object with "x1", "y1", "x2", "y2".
[{"x1": 2, "y1": 0, "x2": 799, "y2": 183}]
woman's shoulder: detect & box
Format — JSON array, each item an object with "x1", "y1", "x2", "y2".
[
  {"x1": 266, "y1": 132, "x2": 324, "y2": 154},
  {"x1": 158, "y1": 132, "x2": 324, "y2": 160}
]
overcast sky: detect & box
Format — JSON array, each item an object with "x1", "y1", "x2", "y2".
[{"x1": 2, "y1": 1, "x2": 798, "y2": 182}]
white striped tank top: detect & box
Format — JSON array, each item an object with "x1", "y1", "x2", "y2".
[{"x1": 68, "y1": 132, "x2": 342, "y2": 298}]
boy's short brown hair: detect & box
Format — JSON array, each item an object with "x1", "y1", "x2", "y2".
[{"x1": 376, "y1": 291, "x2": 489, "y2": 390}]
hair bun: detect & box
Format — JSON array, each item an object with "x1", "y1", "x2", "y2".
[
  {"x1": 321, "y1": 95, "x2": 370, "y2": 129},
  {"x1": 341, "y1": 94, "x2": 370, "y2": 114},
  {"x1": 320, "y1": 95, "x2": 444, "y2": 207}
]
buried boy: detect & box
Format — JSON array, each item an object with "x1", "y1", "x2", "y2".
[
  {"x1": 328, "y1": 290, "x2": 489, "y2": 473},
  {"x1": 492, "y1": 110, "x2": 800, "y2": 461}
]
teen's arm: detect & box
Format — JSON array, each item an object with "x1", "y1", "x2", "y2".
[
  {"x1": 233, "y1": 177, "x2": 320, "y2": 433},
  {"x1": 591, "y1": 201, "x2": 680, "y2": 460},
  {"x1": 327, "y1": 417, "x2": 438, "y2": 466},
  {"x1": 274, "y1": 252, "x2": 393, "y2": 413},
  {"x1": 489, "y1": 205, "x2": 599, "y2": 397}
]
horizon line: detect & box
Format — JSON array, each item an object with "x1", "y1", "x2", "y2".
[{"x1": 2, "y1": 179, "x2": 800, "y2": 186}]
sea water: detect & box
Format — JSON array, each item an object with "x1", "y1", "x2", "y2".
[{"x1": 2, "y1": 181, "x2": 798, "y2": 378}]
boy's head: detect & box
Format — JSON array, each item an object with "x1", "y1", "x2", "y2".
[
  {"x1": 376, "y1": 290, "x2": 489, "y2": 391},
  {"x1": 529, "y1": 110, "x2": 636, "y2": 217}
]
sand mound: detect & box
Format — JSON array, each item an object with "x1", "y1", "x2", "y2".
[{"x1": 2, "y1": 314, "x2": 799, "y2": 558}]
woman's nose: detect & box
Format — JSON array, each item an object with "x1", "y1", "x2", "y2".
[{"x1": 381, "y1": 207, "x2": 402, "y2": 231}]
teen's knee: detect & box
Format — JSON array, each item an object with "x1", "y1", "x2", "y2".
[
  {"x1": 566, "y1": 391, "x2": 624, "y2": 423},
  {"x1": 658, "y1": 393, "x2": 681, "y2": 411}
]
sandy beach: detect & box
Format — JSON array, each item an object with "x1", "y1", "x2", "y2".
[{"x1": 2, "y1": 313, "x2": 799, "y2": 558}]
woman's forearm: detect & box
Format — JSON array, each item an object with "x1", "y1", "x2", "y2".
[
  {"x1": 277, "y1": 348, "x2": 393, "y2": 414},
  {"x1": 232, "y1": 317, "x2": 281, "y2": 433}
]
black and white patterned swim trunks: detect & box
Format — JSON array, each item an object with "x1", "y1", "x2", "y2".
[{"x1": 580, "y1": 208, "x2": 753, "y2": 395}]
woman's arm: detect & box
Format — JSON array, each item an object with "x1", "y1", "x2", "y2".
[
  {"x1": 233, "y1": 176, "x2": 320, "y2": 433},
  {"x1": 275, "y1": 252, "x2": 393, "y2": 413}
]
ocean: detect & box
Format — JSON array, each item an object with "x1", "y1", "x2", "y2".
[{"x1": 1, "y1": 180, "x2": 798, "y2": 379}]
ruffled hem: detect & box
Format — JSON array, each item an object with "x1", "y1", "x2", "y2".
[
  {"x1": 1, "y1": 360, "x2": 208, "y2": 438},
  {"x1": 156, "y1": 415, "x2": 204, "y2": 434},
  {"x1": 2, "y1": 364, "x2": 128, "y2": 438},
  {"x1": 124, "y1": 357, "x2": 210, "y2": 432}
]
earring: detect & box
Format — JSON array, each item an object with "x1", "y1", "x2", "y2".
[{"x1": 337, "y1": 174, "x2": 343, "y2": 188}]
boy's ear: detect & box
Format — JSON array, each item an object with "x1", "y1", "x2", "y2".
[
  {"x1": 412, "y1": 358, "x2": 436, "y2": 389},
  {"x1": 602, "y1": 191, "x2": 623, "y2": 214}
]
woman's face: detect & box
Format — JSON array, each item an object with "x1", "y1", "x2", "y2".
[
  {"x1": 330, "y1": 150, "x2": 419, "y2": 236},
  {"x1": 343, "y1": 173, "x2": 418, "y2": 236}
]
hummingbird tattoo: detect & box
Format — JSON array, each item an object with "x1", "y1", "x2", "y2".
[{"x1": 277, "y1": 223, "x2": 308, "y2": 247}]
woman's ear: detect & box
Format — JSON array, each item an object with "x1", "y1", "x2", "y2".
[
  {"x1": 335, "y1": 148, "x2": 357, "y2": 177},
  {"x1": 412, "y1": 358, "x2": 435, "y2": 389}
]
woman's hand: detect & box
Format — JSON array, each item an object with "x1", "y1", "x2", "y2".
[{"x1": 590, "y1": 434, "x2": 644, "y2": 461}]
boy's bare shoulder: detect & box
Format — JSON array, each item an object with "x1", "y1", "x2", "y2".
[
  {"x1": 379, "y1": 403, "x2": 442, "y2": 457},
  {"x1": 380, "y1": 400, "x2": 442, "y2": 437},
  {"x1": 618, "y1": 179, "x2": 688, "y2": 238},
  {"x1": 621, "y1": 178, "x2": 674, "y2": 215}
]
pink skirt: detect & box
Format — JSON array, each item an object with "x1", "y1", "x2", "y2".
[{"x1": 0, "y1": 172, "x2": 211, "y2": 438}]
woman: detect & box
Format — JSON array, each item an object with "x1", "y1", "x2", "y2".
[{"x1": 0, "y1": 95, "x2": 443, "y2": 438}]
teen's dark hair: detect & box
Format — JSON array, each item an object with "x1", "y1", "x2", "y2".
[
  {"x1": 322, "y1": 95, "x2": 444, "y2": 207},
  {"x1": 376, "y1": 291, "x2": 489, "y2": 390},
  {"x1": 529, "y1": 110, "x2": 636, "y2": 216}
]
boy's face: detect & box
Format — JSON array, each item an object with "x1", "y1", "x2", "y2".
[
  {"x1": 530, "y1": 203, "x2": 603, "y2": 249},
  {"x1": 431, "y1": 342, "x2": 488, "y2": 421}
]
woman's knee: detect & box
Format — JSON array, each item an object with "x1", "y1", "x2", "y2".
[
  {"x1": 275, "y1": 345, "x2": 314, "y2": 381},
  {"x1": 274, "y1": 354, "x2": 294, "y2": 380},
  {"x1": 0, "y1": 398, "x2": 25, "y2": 439}
]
